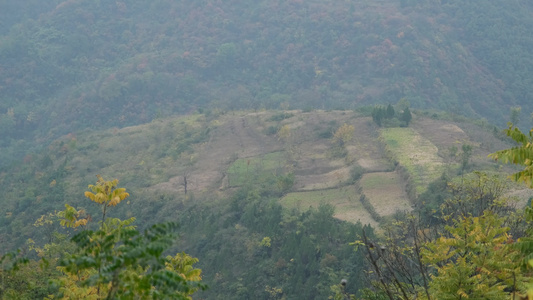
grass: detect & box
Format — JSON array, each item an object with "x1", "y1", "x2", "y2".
[
  {"x1": 380, "y1": 127, "x2": 445, "y2": 195},
  {"x1": 359, "y1": 172, "x2": 391, "y2": 189},
  {"x1": 360, "y1": 172, "x2": 412, "y2": 216},
  {"x1": 279, "y1": 187, "x2": 377, "y2": 225},
  {"x1": 64, "y1": 115, "x2": 210, "y2": 194},
  {"x1": 227, "y1": 151, "x2": 286, "y2": 187},
  {"x1": 280, "y1": 187, "x2": 357, "y2": 209}
]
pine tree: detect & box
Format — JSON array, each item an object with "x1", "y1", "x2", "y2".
[
  {"x1": 386, "y1": 104, "x2": 395, "y2": 119},
  {"x1": 401, "y1": 107, "x2": 412, "y2": 126}
]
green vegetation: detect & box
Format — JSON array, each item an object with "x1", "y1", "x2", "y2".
[
  {"x1": 227, "y1": 152, "x2": 286, "y2": 187},
  {"x1": 359, "y1": 172, "x2": 411, "y2": 218},
  {"x1": 356, "y1": 168, "x2": 533, "y2": 299},
  {"x1": 2, "y1": 0, "x2": 533, "y2": 298},
  {"x1": 422, "y1": 211, "x2": 525, "y2": 299},
  {"x1": 2, "y1": 0, "x2": 533, "y2": 167},
  {"x1": 178, "y1": 181, "x2": 369, "y2": 299},
  {"x1": 1, "y1": 176, "x2": 205, "y2": 299},
  {"x1": 280, "y1": 187, "x2": 359, "y2": 211},
  {"x1": 490, "y1": 124, "x2": 533, "y2": 188},
  {"x1": 380, "y1": 127, "x2": 446, "y2": 195},
  {"x1": 0, "y1": 110, "x2": 530, "y2": 299},
  {"x1": 371, "y1": 104, "x2": 411, "y2": 127}
]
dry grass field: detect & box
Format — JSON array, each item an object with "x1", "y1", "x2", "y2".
[
  {"x1": 279, "y1": 187, "x2": 378, "y2": 226},
  {"x1": 57, "y1": 109, "x2": 510, "y2": 226},
  {"x1": 360, "y1": 171, "x2": 412, "y2": 216}
]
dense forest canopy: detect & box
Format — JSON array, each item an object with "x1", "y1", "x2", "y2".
[{"x1": 1, "y1": 0, "x2": 533, "y2": 166}]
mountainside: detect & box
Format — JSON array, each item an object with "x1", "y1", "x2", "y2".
[
  {"x1": 1, "y1": 0, "x2": 533, "y2": 166},
  {"x1": 2, "y1": 109, "x2": 533, "y2": 298},
  {"x1": 0, "y1": 109, "x2": 525, "y2": 248}
]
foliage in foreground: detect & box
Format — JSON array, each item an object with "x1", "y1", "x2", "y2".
[
  {"x1": 351, "y1": 125, "x2": 533, "y2": 299},
  {"x1": 353, "y1": 168, "x2": 533, "y2": 299},
  {"x1": 489, "y1": 124, "x2": 533, "y2": 188},
  {"x1": 1, "y1": 176, "x2": 205, "y2": 299}
]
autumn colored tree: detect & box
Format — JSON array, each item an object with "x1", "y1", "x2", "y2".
[
  {"x1": 19, "y1": 175, "x2": 206, "y2": 299},
  {"x1": 421, "y1": 211, "x2": 526, "y2": 299},
  {"x1": 333, "y1": 124, "x2": 355, "y2": 147},
  {"x1": 277, "y1": 124, "x2": 291, "y2": 142},
  {"x1": 330, "y1": 123, "x2": 354, "y2": 158},
  {"x1": 490, "y1": 125, "x2": 533, "y2": 298}
]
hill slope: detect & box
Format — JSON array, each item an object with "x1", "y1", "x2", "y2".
[
  {"x1": 3, "y1": 109, "x2": 533, "y2": 299},
  {"x1": 1, "y1": 0, "x2": 533, "y2": 165},
  {"x1": 1, "y1": 109, "x2": 527, "y2": 250}
]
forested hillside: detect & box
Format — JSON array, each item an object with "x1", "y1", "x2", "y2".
[
  {"x1": 3, "y1": 0, "x2": 533, "y2": 298},
  {"x1": 1, "y1": 0, "x2": 533, "y2": 165},
  {"x1": 2, "y1": 108, "x2": 533, "y2": 298}
]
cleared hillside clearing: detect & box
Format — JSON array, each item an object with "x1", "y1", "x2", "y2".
[
  {"x1": 380, "y1": 127, "x2": 445, "y2": 196},
  {"x1": 279, "y1": 187, "x2": 377, "y2": 226},
  {"x1": 226, "y1": 151, "x2": 286, "y2": 187},
  {"x1": 360, "y1": 171, "x2": 412, "y2": 216}
]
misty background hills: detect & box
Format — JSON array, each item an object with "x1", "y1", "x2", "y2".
[{"x1": 1, "y1": 0, "x2": 533, "y2": 167}]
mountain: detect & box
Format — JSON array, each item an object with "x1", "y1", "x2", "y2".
[
  {"x1": 1, "y1": 0, "x2": 533, "y2": 166},
  {"x1": 0, "y1": 107, "x2": 519, "y2": 238},
  {"x1": 2, "y1": 1, "x2": 533, "y2": 297},
  {"x1": 2, "y1": 108, "x2": 530, "y2": 298}
]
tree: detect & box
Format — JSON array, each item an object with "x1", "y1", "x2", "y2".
[
  {"x1": 400, "y1": 107, "x2": 412, "y2": 126},
  {"x1": 277, "y1": 124, "x2": 291, "y2": 142},
  {"x1": 355, "y1": 216, "x2": 432, "y2": 300},
  {"x1": 489, "y1": 124, "x2": 533, "y2": 188},
  {"x1": 439, "y1": 172, "x2": 515, "y2": 224},
  {"x1": 355, "y1": 171, "x2": 530, "y2": 300},
  {"x1": 372, "y1": 106, "x2": 385, "y2": 126},
  {"x1": 490, "y1": 128, "x2": 533, "y2": 299},
  {"x1": 396, "y1": 98, "x2": 410, "y2": 111},
  {"x1": 386, "y1": 104, "x2": 395, "y2": 119},
  {"x1": 333, "y1": 124, "x2": 355, "y2": 147},
  {"x1": 59, "y1": 222, "x2": 203, "y2": 299},
  {"x1": 460, "y1": 144, "x2": 473, "y2": 173},
  {"x1": 0, "y1": 251, "x2": 30, "y2": 299},
  {"x1": 421, "y1": 212, "x2": 526, "y2": 300},
  {"x1": 83, "y1": 175, "x2": 130, "y2": 224},
  {"x1": 50, "y1": 176, "x2": 205, "y2": 299},
  {"x1": 331, "y1": 123, "x2": 354, "y2": 158}
]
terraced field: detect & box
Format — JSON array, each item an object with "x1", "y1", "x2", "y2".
[
  {"x1": 380, "y1": 127, "x2": 446, "y2": 196},
  {"x1": 280, "y1": 187, "x2": 377, "y2": 226},
  {"x1": 46, "y1": 109, "x2": 508, "y2": 227},
  {"x1": 359, "y1": 171, "x2": 411, "y2": 217}
]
